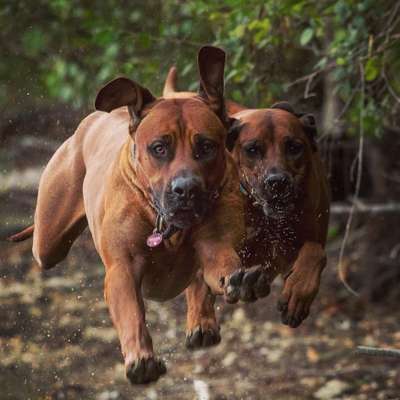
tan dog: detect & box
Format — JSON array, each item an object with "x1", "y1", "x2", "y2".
[
  {"x1": 227, "y1": 104, "x2": 330, "y2": 327},
  {"x1": 163, "y1": 67, "x2": 329, "y2": 340},
  {"x1": 8, "y1": 47, "x2": 270, "y2": 384}
]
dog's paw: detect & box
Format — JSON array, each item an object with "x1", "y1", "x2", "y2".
[
  {"x1": 222, "y1": 266, "x2": 271, "y2": 304},
  {"x1": 126, "y1": 356, "x2": 166, "y2": 384},
  {"x1": 186, "y1": 325, "x2": 221, "y2": 350},
  {"x1": 277, "y1": 272, "x2": 320, "y2": 328}
]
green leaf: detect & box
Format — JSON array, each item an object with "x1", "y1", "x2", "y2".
[
  {"x1": 181, "y1": 63, "x2": 193, "y2": 77},
  {"x1": 300, "y1": 27, "x2": 314, "y2": 46},
  {"x1": 314, "y1": 56, "x2": 328, "y2": 70},
  {"x1": 94, "y1": 29, "x2": 115, "y2": 46},
  {"x1": 225, "y1": 69, "x2": 238, "y2": 82},
  {"x1": 336, "y1": 57, "x2": 346, "y2": 66},
  {"x1": 365, "y1": 57, "x2": 380, "y2": 81},
  {"x1": 22, "y1": 28, "x2": 47, "y2": 56},
  {"x1": 328, "y1": 225, "x2": 339, "y2": 240},
  {"x1": 232, "y1": 24, "x2": 246, "y2": 39}
]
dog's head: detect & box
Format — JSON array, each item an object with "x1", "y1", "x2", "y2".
[
  {"x1": 95, "y1": 46, "x2": 234, "y2": 229},
  {"x1": 227, "y1": 102, "x2": 318, "y2": 217}
]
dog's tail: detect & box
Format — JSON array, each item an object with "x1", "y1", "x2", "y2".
[
  {"x1": 7, "y1": 224, "x2": 34, "y2": 242},
  {"x1": 163, "y1": 66, "x2": 178, "y2": 97}
]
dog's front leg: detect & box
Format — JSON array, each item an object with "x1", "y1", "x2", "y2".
[
  {"x1": 196, "y1": 241, "x2": 271, "y2": 304},
  {"x1": 277, "y1": 241, "x2": 327, "y2": 328},
  {"x1": 185, "y1": 270, "x2": 220, "y2": 350},
  {"x1": 104, "y1": 258, "x2": 166, "y2": 384}
]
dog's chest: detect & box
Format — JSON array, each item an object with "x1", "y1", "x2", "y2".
[
  {"x1": 241, "y1": 212, "x2": 301, "y2": 271},
  {"x1": 142, "y1": 242, "x2": 197, "y2": 301}
]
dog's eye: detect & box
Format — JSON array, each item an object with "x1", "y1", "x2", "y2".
[
  {"x1": 150, "y1": 141, "x2": 168, "y2": 158},
  {"x1": 201, "y1": 140, "x2": 216, "y2": 155},
  {"x1": 194, "y1": 140, "x2": 217, "y2": 159},
  {"x1": 243, "y1": 143, "x2": 262, "y2": 158},
  {"x1": 286, "y1": 140, "x2": 304, "y2": 158},
  {"x1": 246, "y1": 146, "x2": 257, "y2": 155}
]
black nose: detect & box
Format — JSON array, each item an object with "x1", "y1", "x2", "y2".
[
  {"x1": 264, "y1": 173, "x2": 290, "y2": 192},
  {"x1": 171, "y1": 176, "x2": 202, "y2": 201}
]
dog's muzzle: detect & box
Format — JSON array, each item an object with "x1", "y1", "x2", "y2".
[
  {"x1": 255, "y1": 172, "x2": 296, "y2": 218},
  {"x1": 261, "y1": 171, "x2": 293, "y2": 200},
  {"x1": 163, "y1": 174, "x2": 208, "y2": 229},
  {"x1": 264, "y1": 172, "x2": 291, "y2": 194}
]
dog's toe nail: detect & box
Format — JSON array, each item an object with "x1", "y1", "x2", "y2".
[
  {"x1": 186, "y1": 326, "x2": 221, "y2": 349},
  {"x1": 277, "y1": 300, "x2": 288, "y2": 312},
  {"x1": 254, "y1": 274, "x2": 270, "y2": 298},
  {"x1": 225, "y1": 285, "x2": 240, "y2": 303},
  {"x1": 289, "y1": 316, "x2": 302, "y2": 328},
  {"x1": 281, "y1": 313, "x2": 289, "y2": 325},
  {"x1": 144, "y1": 358, "x2": 158, "y2": 382},
  {"x1": 158, "y1": 359, "x2": 167, "y2": 375},
  {"x1": 126, "y1": 357, "x2": 165, "y2": 384},
  {"x1": 240, "y1": 286, "x2": 257, "y2": 303},
  {"x1": 242, "y1": 270, "x2": 259, "y2": 286},
  {"x1": 202, "y1": 329, "x2": 221, "y2": 347},
  {"x1": 127, "y1": 358, "x2": 145, "y2": 384},
  {"x1": 291, "y1": 318, "x2": 301, "y2": 328},
  {"x1": 229, "y1": 270, "x2": 244, "y2": 286},
  {"x1": 185, "y1": 336, "x2": 191, "y2": 348},
  {"x1": 186, "y1": 327, "x2": 202, "y2": 349}
]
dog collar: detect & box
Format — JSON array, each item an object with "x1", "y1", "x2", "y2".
[
  {"x1": 146, "y1": 215, "x2": 180, "y2": 248},
  {"x1": 146, "y1": 198, "x2": 180, "y2": 248},
  {"x1": 240, "y1": 181, "x2": 251, "y2": 197}
]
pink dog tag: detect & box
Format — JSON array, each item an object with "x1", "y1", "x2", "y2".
[{"x1": 146, "y1": 232, "x2": 163, "y2": 248}]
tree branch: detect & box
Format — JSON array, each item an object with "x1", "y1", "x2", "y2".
[
  {"x1": 356, "y1": 346, "x2": 400, "y2": 358},
  {"x1": 337, "y1": 61, "x2": 366, "y2": 298},
  {"x1": 331, "y1": 202, "x2": 400, "y2": 214}
]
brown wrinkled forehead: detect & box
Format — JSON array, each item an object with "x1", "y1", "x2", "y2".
[
  {"x1": 137, "y1": 98, "x2": 225, "y2": 141},
  {"x1": 235, "y1": 108, "x2": 304, "y2": 142}
]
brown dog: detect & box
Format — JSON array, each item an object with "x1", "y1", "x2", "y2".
[
  {"x1": 227, "y1": 105, "x2": 330, "y2": 328},
  {"x1": 8, "y1": 47, "x2": 270, "y2": 384},
  {"x1": 163, "y1": 67, "x2": 330, "y2": 339}
]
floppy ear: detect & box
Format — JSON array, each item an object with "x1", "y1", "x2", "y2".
[
  {"x1": 95, "y1": 77, "x2": 156, "y2": 134},
  {"x1": 298, "y1": 113, "x2": 318, "y2": 152},
  {"x1": 197, "y1": 46, "x2": 229, "y2": 128},
  {"x1": 270, "y1": 101, "x2": 295, "y2": 114},
  {"x1": 226, "y1": 118, "x2": 243, "y2": 152}
]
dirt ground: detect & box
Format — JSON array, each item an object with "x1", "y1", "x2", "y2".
[{"x1": 1, "y1": 135, "x2": 399, "y2": 400}]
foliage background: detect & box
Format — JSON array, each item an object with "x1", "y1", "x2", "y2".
[
  {"x1": 2, "y1": 0, "x2": 400, "y2": 137},
  {"x1": 1, "y1": 1, "x2": 400, "y2": 399}
]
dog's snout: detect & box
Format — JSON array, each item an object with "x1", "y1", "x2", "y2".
[
  {"x1": 264, "y1": 173, "x2": 290, "y2": 192},
  {"x1": 171, "y1": 176, "x2": 202, "y2": 200}
]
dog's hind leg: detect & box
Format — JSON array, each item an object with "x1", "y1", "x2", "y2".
[
  {"x1": 185, "y1": 271, "x2": 220, "y2": 350},
  {"x1": 32, "y1": 135, "x2": 87, "y2": 270}
]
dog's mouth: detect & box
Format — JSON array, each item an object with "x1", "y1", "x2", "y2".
[
  {"x1": 262, "y1": 197, "x2": 295, "y2": 219},
  {"x1": 166, "y1": 206, "x2": 204, "y2": 229},
  {"x1": 255, "y1": 184, "x2": 298, "y2": 219},
  {"x1": 159, "y1": 195, "x2": 208, "y2": 230}
]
